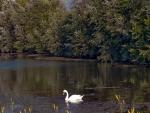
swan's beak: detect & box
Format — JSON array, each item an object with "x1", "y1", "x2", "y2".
[{"x1": 63, "y1": 92, "x2": 65, "y2": 95}]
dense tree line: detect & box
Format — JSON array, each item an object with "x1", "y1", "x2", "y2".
[{"x1": 0, "y1": 0, "x2": 149, "y2": 64}]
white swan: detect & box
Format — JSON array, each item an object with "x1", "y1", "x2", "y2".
[{"x1": 63, "y1": 90, "x2": 84, "y2": 103}]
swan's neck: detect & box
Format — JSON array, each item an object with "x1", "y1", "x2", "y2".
[{"x1": 65, "y1": 91, "x2": 69, "y2": 101}]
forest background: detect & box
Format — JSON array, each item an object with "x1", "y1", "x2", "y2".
[{"x1": 0, "y1": 0, "x2": 149, "y2": 64}]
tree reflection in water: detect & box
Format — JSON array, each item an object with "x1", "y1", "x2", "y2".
[{"x1": 0, "y1": 58, "x2": 149, "y2": 107}]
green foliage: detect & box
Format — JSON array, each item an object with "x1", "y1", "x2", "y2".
[{"x1": 0, "y1": 0, "x2": 149, "y2": 64}]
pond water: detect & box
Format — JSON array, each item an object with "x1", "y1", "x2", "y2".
[{"x1": 0, "y1": 56, "x2": 149, "y2": 113}]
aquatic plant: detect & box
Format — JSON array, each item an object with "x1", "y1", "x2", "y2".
[
  {"x1": 0, "y1": 96, "x2": 149, "y2": 113},
  {"x1": 65, "y1": 109, "x2": 72, "y2": 113},
  {"x1": 51, "y1": 103, "x2": 72, "y2": 113},
  {"x1": 0, "y1": 106, "x2": 5, "y2": 113},
  {"x1": 115, "y1": 94, "x2": 140, "y2": 113},
  {"x1": 52, "y1": 104, "x2": 59, "y2": 112},
  {"x1": 127, "y1": 107, "x2": 140, "y2": 113},
  {"x1": 11, "y1": 98, "x2": 15, "y2": 113},
  {"x1": 28, "y1": 106, "x2": 32, "y2": 113},
  {"x1": 115, "y1": 95, "x2": 125, "y2": 113}
]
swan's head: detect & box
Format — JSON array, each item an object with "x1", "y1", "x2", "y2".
[{"x1": 63, "y1": 90, "x2": 67, "y2": 95}]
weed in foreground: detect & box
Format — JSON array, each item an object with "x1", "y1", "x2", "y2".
[{"x1": 115, "y1": 94, "x2": 140, "y2": 113}]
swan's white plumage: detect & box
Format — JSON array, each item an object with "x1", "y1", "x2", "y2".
[
  {"x1": 63, "y1": 90, "x2": 84, "y2": 103},
  {"x1": 68, "y1": 95, "x2": 84, "y2": 101}
]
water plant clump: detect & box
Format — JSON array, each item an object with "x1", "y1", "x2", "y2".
[{"x1": 115, "y1": 94, "x2": 148, "y2": 113}]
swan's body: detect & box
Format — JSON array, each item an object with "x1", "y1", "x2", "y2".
[{"x1": 63, "y1": 90, "x2": 84, "y2": 103}]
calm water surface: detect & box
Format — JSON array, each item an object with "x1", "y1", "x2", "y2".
[{"x1": 0, "y1": 56, "x2": 149, "y2": 113}]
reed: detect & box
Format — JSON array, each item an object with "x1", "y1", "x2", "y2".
[
  {"x1": 0, "y1": 106, "x2": 5, "y2": 113},
  {"x1": 115, "y1": 94, "x2": 140, "y2": 113},
  {"x1": 52, "y1": 104, "x2": 59, "y2": 112},
  {"x1": 11, "y1": 98, "x2": 15, "y2": 113},
  {"x1": 0, "y1": 96, "x2": 148, "y2": 113}
]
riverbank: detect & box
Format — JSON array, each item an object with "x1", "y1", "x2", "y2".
[
  {"x1": 1, "y1": 53, "x2": 150, "y2": 67},
  {"x1": 0, "y1": 53, "x2": 96, "y2": 62}
]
